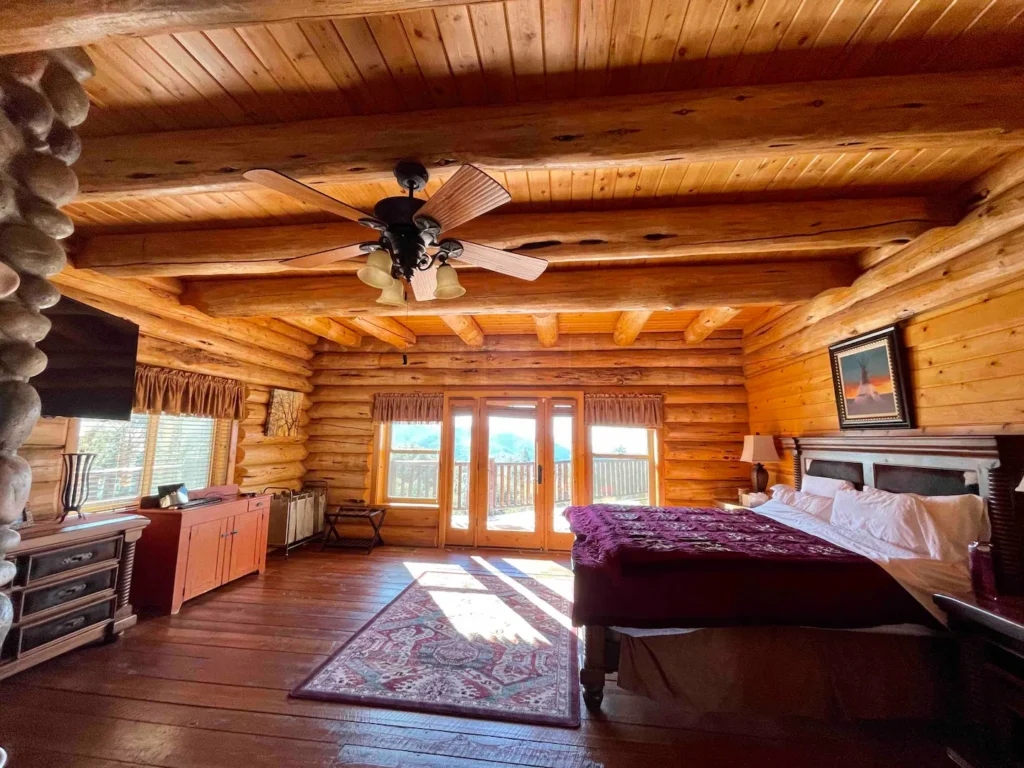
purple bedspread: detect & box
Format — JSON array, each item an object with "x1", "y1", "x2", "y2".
[{"x1": 564, "y1": 504, "x2": 934, "y2": 629}]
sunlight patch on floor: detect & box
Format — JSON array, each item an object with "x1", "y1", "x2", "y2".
[
  {"x1": 472, "y1": 556, "x2": 573, "y2": 629},
  {"x1": 428, "y1": 589, "x2": 552, "y2": 646}
]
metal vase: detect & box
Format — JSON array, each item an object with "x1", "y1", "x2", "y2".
[{"x1": 59, "y1": 453, "x2": 97, "y2": 523}]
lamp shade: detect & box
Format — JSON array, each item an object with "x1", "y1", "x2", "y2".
[
  {"x1": 376, "y1": 281, "x2": 407, "y2": 307},
  {"x1": 434, "y1": 264, "x2": 466, "y2": 299},
  {"x1": 740, "y1": 435, "x2": 779, "y2": 464},
  {"x1": 1017, "y1": 475, "x2": 1024, "y2": 493},
  {"x1": 357, "y1": 251, "x2": 396, "y2": 289}
]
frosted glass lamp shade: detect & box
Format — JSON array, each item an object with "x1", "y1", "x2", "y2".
[
  {"x1": 434, "y1": 264, "x2": 466, "y2": 299},
  {"x1": 1017, "y1": 475, "x2": 1024, "y2": 492},
  {"x1": 740, "y1": 435, "x2": 779, "y2": 464},
  {"x1": 357, "y1": 251, "x2": 396, "y2": 289},
  {"x1": 376, "y1": 281, "x2": 407, "y2": 307}
]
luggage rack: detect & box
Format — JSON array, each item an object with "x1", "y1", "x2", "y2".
[{"x1": 264, "y1": 481, "x2": 329, "y2": 556}]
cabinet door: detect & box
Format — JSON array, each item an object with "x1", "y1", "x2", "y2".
[
  {"x1": 224, "y1": 511, "x2": 261, "y2": 583},
  {"x1": 183, "y1": 517, "x2": 229, "y2": 601}
]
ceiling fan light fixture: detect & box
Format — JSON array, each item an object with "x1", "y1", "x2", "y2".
[
  {"x1": 433, "y1": 264, "x2": 466, "y2": 300},
  {"x1": 357, "y1": 250, "x2": 396, "y2": 289},
  {"x1": 376, "y1": 281, "x2": 408, "y2": 307}
]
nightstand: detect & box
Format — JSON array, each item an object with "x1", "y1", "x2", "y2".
[
  {"x1": 712, "y1": 499, "x2": 751, "y2": 512},
  {"x1": 934, "y1": 593, "x2": 1024, "y2": 767}
]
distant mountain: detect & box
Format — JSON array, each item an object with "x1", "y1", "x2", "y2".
[{"x1": 451, "y1": 431, "x2": 572, "y2": 463}]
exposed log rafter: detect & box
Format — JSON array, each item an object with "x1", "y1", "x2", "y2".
[
  {"x1": 281, "y1": 317, "x2": 361, "y2": 347},
  {"x1": 684, "y1": 308, "x2": 741, "y2": 345},
  {"x1": 344, "y1": 317, "x2": 416, "y2": 349},
  {"x1": 440, "y1": 316, "x2": 485, "y2": 347},
  {"x1": 534, "y1": 315, "x2": 559, "y2": 348},
  {"x1": 613, "y1": 311, "x2": 653, "y2": 347}
]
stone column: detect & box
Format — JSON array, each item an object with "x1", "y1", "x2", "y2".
[{"x1": 0, "y1": 47, "x2": 93, "y2": 649}]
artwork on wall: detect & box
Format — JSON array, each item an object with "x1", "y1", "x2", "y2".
[
  {"x1": 828, "y1": 325, "x2": 913, "y2": 430},
  {"x1": 266, "y1": 389, "x2": 302, "y2": 438}
]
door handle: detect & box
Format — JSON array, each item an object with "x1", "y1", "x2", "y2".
[
  {"x1": 231, "y1": 530, "x2": 238, "y2": 535},
  {"x1": 537, "y1": 465, "x2": 543, "y2": 484}
]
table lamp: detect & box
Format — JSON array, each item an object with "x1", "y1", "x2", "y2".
[{"x1": 740, "y1": 435, "x2": 779, "y2": 494}]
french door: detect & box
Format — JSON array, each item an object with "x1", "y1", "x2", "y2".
[{"x1": 442, "y1": 393, "x2": 582, "y2": 550}]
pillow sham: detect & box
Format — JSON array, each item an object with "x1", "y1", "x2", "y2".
[
  {"x1": 831, "y1": 487, "x2": 943, "y2": 558},
  {"x1": 913, "y1": 493, "x2": 988, "y2": 563},
  {"x1": 801, "y1": 474, "x2": 855, "y2": 499},
  {"x1": 770, "y1": 484, "x2": 833, "y2": 522}
]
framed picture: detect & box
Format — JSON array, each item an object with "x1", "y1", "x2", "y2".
[
  {"x1": 266, "y1": 388, "x2": 302, "y2": 438},
  {"x1": 828, "y1": 325, "x2": 913, "y2": 430}
]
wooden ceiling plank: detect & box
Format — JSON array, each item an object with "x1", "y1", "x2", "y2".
[
  {"x1": 533, "y1": 314, "x2": 559, "y2": 347},
  {"x1": 683, "y1": 307, "x2": 742, "y2": 344},
  {"x1": 282, "y1": 317, "x2": 361, "y2": 347},
  {"x1": 612, "y1": 310, "x2": 654, "y2": 346},
  {"x1": 72, "y1": 67, "x2": 1024, "y2": 201},
  {"x1": 75, "y1": 195, "x2": 951, "y2": 276},
  {"x1": 345, "y1": 316, "x2": 417, "y2": 349},
  {"x1": 182, "y1": 259, "x2": 858, "y2": 318},
  {"x1": 440, "y1": 315, "x2": 485, "y2": 347}
]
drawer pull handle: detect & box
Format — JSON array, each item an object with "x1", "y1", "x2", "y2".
[
  {"x1": 56, "y1": 616, "x2": 87, "y2": 633},
  {"x1": 55, "y1": 583, "x2": 88, "y2": 600},
  {"x1": 60, "y1": 552, "x2": 94, "y2": 566}
]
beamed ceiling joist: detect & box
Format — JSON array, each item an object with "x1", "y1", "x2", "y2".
[
  {"x1": 182, "y1": 260, "x2": 858, "y2": 318},
  {"x1": 75, "y1": 197, "x2": 951, "y2": 277},
  {"x1": 0, "y1": 0, "x2": 483, "y2": 55},
  {"x1": 73, "y1": 68, "x2": 1024, "y2": 202}
]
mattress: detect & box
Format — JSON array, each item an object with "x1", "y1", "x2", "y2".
[{"x1": 564, "y1": 503, "x2": 937, "y2": 629}]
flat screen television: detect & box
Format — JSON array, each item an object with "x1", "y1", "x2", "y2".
[{"x1": 35, "y1": 296, "x2": 139, "y2": 421}]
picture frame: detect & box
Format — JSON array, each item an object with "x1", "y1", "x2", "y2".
[
  {"x1": 828, "y1": 325, "x2": 913, "y2": 430},
  {"x1": 266, "y1": 388, "x2": 302, "y2": 438}
]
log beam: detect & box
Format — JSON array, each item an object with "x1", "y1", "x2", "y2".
[
  {"x1": 441, "y1": 316, "x2": 484, "y2": 347},
  {"x1": 533, "y1": 315, "x2": 559, "y2": 348},
  {"x1": 183, "y1": 260, "x2": 859, "y2": 318},
  {"x1": 684, "y1": 307, "x2": 741, "y2": 344},
  {"x1": 74, "y1": 197, "x2": 951, "y2": 275},
  {"x1": 745, "y1": 181, "x2": 1024, "y2": 361},
  {"x1": 613, "y1": 311, "x2": 653, "y2": 346},
  {"x1": 282, "y1": 317, "x2": 361, "y2": 347},
  {"x1": 73, "y1": 69, "x2": 1024, "y2": 201},
  {"x1": 344, "y1": 317, "x2": 416, "y2": 349},
  {"x1": 0, "y1": 0, "x2": 488, "y2": 55}
]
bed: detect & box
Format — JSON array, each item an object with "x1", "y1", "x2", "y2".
[{"x1": 566, "y1": 435, "x2": 1024, "y2": 714}]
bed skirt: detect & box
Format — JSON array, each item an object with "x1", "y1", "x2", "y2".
[{"x1": 617, "y1": 626, "x2": 955, "y2": 721}]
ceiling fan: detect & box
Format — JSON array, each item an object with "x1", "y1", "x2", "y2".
[{"x1": 242, "y1": 161, "x2": 548, "y2": 307}]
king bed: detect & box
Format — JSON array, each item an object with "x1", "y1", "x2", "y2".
[{"x1": 566, "y1": 435, "x2": 1024, "y2": 714}]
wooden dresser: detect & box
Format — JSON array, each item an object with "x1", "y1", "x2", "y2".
[
  {"x1": 1, "y1": 513, "x2": 150, "y2": 681},
  {"x1": 132, "y1": 485, "x2": 271, "y2": 614}
]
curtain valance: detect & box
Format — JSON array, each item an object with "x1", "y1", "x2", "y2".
[
  {"x1": 372, "y1": 393, "x2": 444, "y2": 424},
  {"x1": 134, "y1": 365, "x2": 247, "y2": 420},
  {"x1": 584, "y1": 394, "x2": 663, "y2": 427}
]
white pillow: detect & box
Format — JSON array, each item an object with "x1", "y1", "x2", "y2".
[
  {"x1": 801, "y1": 475, "x2": 855, "y2": 499},
  {"x1": 912, "y1": 494, "x2": 988, "y2": 563},
  {"x1": 771, "y1": 484, "x2": 834, "y2": 522},
  {"x1": 831, "y1": 487, "x2": 944, "y2": 557}
]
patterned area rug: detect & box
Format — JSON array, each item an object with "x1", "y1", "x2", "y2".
[{"x1": 291, "y1": 571, "x2": 580, "y2": 727}]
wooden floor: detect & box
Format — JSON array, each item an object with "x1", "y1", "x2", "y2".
[{"x1": 0, "y1": 546, "x2": 944, "y2": 767}]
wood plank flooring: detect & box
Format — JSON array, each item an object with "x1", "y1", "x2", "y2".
[{"x1": 0, "y1": 547, "x2": 943, "y2": 766}]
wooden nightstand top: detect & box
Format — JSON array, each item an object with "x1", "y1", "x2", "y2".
[
  {"x1": 934, "y1": 593, "x2": 1024, "y2": 643},
  {"x1": 712, "y1": 499, "x2": 751, "y2": 512}
]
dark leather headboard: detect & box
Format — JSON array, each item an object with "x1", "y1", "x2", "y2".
[
  {"x1": 805, "y1": 459, "x2": 864, "y2": 490},
  {"x1": 874, "y1": 465, "x2": 980, "y2": 497}
]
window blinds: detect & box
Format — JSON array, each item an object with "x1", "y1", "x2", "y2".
[
  {"x1": 148, "y1": 415, "x2": 216, "y2": 494},
  {"x1": 77, "y1": 414, "x2": 150, "y2": 506}
]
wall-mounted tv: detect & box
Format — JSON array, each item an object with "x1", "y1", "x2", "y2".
[{"x1": 35, "y1": 296, "x2": 139, "y2": 421}]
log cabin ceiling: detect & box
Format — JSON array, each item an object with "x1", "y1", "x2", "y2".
[{"x1": 30, "y1": 0, "x2": 1024, "y2": 343}]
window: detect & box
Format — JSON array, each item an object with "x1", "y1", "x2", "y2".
[
  {"x1": 590, "y1": 425, "x2": 658, "y2": 506},
  {"x1": 76, "y1": 413, "x2": 225, "y2": 510},
  {"x1": 381, "y1": 422, "x2": 442, "y2": 504}
]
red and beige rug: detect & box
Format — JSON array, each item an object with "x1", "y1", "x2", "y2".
[{"x1": 291, "y1": 570, "x2": 580, "y2": 727}]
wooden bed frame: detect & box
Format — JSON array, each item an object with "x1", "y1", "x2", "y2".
[{"x1": 579, "y1": 434, "x2": 1024, "y2": 710}]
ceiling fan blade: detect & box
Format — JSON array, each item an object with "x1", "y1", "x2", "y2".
[
  {"x1": 281, "y1": 243, "x2": 369, "y2": 269},
  {"x1": 455, "y1": 240, "x2": 548, "y2": 281},
  {"x1": 244, "y1": 169, "x2": 383, "y2": 227},
  {"x1": 414, "y1": 164, "x2": 510, "y2": 233},
  {"x1": 410, "y1": 267, "x2": 438, "y2": 301}
]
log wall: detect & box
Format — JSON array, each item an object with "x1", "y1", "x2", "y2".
[
  {"x1": 305, "y1": 331, "x2": 750, "y2": 547},
  {"x1": 747, "y1": 278, "x2": 1024, "y2": 486}
]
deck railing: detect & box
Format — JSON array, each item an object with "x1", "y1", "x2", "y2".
[{"x1": 394, "y1": 456, "x2": 648, "y2": 513}]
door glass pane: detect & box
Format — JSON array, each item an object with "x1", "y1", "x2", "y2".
[
  {"x1": 552, "y1": 407, "x2": 574, "y2": 533},
  {"x1": 387, "y1": 422, "x2": 441, "y2": 501},
  {"x1": 487, "y1": 407, "x2": 537, "y2": 532},
  {"x1": 451, "y1": 412, "x2": 472, "y2": 529},
  {"x1": 591, "y1": 425, "x2": 651, "y2": 506},
  {"x1": 78, "y1": 414, "x2": 150, "y2": 507}
]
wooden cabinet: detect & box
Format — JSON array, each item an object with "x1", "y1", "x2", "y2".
[
  {"x1": 1, "y1": 513, "x2": 150, "y2": 681},
  {"x1": 132, "y1": 489, "x2": 270, "y2": 614}
]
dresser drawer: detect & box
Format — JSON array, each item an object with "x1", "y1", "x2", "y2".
[
  {"x1": 18, "y1": 536, "x2": 121, "y2": 585},
  {"x1": 17, "y1": 564, "x2": 118, "y2": 622},
  {"x1": 247, "y1": 496, "x2": 268, "y2": 512},
  {"x1": 3, "y1": 596, "x2": 115, "y2": 661}
]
